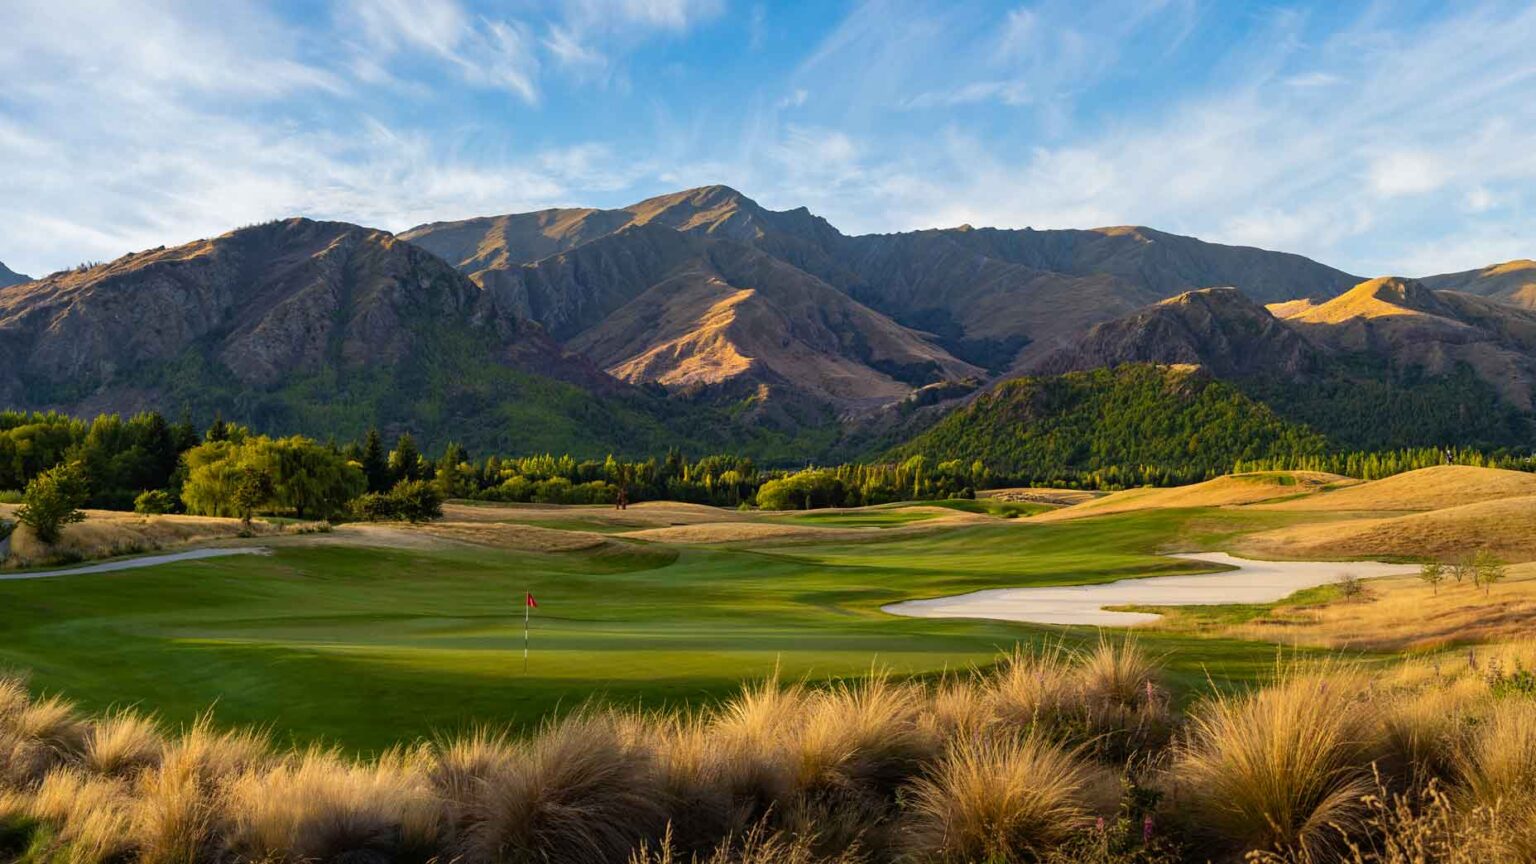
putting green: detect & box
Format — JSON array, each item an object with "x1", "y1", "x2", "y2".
[{"x1": 0, "y1": 507, "x2": 1332, "y2": 752}]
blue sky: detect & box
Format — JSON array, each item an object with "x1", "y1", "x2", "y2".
[{"x1": 2, "y1": 0, "x2": 1534, "y2": 278}]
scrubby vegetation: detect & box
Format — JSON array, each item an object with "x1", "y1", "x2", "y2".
[{"x1": 2, "y1": 643, "x2": 1535, "y2": 863}]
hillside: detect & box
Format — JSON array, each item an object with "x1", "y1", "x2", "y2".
[
  {"x1": 1277, "y1": 277, "x2": 1536, "y2": 411},
  {"x1": 1029, "y1": 287, "x2": 1318, "y2": 378},
  {"x1": 408, "y1": 191, "x2": 979, "y2": 413},
  {"x1": 0, "y1": 260, "x2": 28, "y2": 288},
  {"x1": 1017, "y1": 276, "x2": 1536, "y2": 449},
  {"x1": 0, "y1": 219, "x2": 783, "y2": 455},
  {"x1": 887, "y1": 364, "x2": 1327, "y2": 484},
  {"x1": 405, "y1": 185, "x2": 1358, "y2": 383},
  {"x1": 1422, "y1": 259, "x2": 1536, "y2": 309},
  {"x1": 1256, "y1": 464, "x2": 1536, "y2": 512}
]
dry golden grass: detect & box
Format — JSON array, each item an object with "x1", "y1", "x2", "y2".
[
  {"x1": 1256, "y1": 465, "x2": 1536, "y2": 512},
  {"x1": 8, "y1": 643, "x2": 1536, "y2": 863},
  {"x1": 1171, "y1": 668, "x2": 1378, "y2": 861},
  {"x1": 442, "y1": 500, "x2": 755, "y2": 529},
  {"x1": 1034, "y1": 471, "x2": 1349, "y2": 522},
  {"x1": 618, "y1": 523, "x2": 867, "y2": 544},
  {"x1": 1239, "y1": 495, "x2": 1536, "y2": 562},
  {"x1": 415, "y1": 520, "x2": 612, "y2": 552},
  {"x1": 980, "y1": 488, "x2": 1103, "y2": 506},
  {"x1": 902, "y1": 735, "x2": 1105, "y2": 864},
  {"x1": 1215, "y1": 563, "x2": 1536, "y2": 651},
  {"x1": 0, "y1": 505, "x2": 282, "y2": 569}
]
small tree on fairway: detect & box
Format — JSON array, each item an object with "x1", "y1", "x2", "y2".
[
  {"x1": 231, "y1": 465, "x2": 275, "y2": 532},
  {"x1": 1418, "y1": 560, "x2": 1446, "y2": 595},
  {"x1": 16, "y1": 461, "x2": 89, "y2": 545},
  {"x1": 1450, "y1": 555, "x2": 1475, "y2": 586},
  {"x1": 1473, "y1": 549, "x2": 1507, "y2": 597},
  {"x1": 1337, "y1": 571, "x2": 1364, "y2": 599}
]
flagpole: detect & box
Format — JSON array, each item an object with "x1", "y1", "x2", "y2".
[{"x1": 523, "y1": 590, "x2": 530, "y2": 675}]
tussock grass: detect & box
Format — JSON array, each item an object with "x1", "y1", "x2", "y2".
[
  {"x1": 454, "y1": 711, "x2": 666, "y2": 864},
  {"x1": 903, "y1": 734, "x2": 1104, "y2": 863},
  {"x1": 1171, "y1": 667, "x2": 1377, "y2": 861},
  {"x1": 2, "y1": 644, "x2": 1536, "y2": 863}
]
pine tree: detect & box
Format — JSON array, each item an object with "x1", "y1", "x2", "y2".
[
  {"x1": 390, "y1": 433, "x2": 422, "y2": 483},
  {"x1": 361, "y1": 428, "x2": 390, "y2": 493}
]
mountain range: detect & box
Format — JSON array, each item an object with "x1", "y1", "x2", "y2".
[{"x1": 2, "y1": 186, "x2": 1532, "y2": 463}]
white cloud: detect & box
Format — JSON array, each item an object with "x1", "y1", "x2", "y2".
[
  {"x1": 1368, "y1": 151, "x2": 1447, "y2": 197},
  {"x1": 343, "y1": 0, "x2": 540, "y2": 102}
]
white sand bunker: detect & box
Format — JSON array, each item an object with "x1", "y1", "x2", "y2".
[{"x1": 882, "y1": 552, "x2": 1415, "y2": 627}]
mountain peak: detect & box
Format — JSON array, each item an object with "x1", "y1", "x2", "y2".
[
  {"x1": 1030, "y1": 285, "x2": 1316, "y2": 379},
  {"x1": 1299, "y1": 276, "x2": 1450, "y2": 323}
]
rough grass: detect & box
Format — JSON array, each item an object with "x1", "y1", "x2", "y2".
[
  {"x1": 1034, "y1": 471, "x2": 1347, "y2": 522},
  {"x1": 0, "y1": 506, "x2": 283, "y2": 570},
  {"x1": 5, "y1": 641, "x2": 1534, "y2": 863},
  {"x1": 1238, "y1": 495, "x2": 1536, "y2": 562},
  {"x1": 1257, "y1": 465, "x2": 1536, "y2": 512}
]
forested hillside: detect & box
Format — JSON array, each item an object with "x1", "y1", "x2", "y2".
[{"x1": 889, "y1": 365, "x2": 1328, "y2": 486}]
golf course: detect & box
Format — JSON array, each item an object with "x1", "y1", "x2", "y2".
[{"x1": 4, "y1": 466, "x2": 1532, "y2": 753}]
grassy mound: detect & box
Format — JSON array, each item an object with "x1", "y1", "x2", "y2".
[{"x1": 1258, "y1": 464, "x2": 1536, "y2": 512}]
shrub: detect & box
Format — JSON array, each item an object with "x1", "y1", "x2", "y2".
[
  {"x1": 349, "y1": 481, "x2": 443, "y2": 524},
  {"x1": 133, "y1": 489, "x2": 174, "y2": 515},
  {"x1": 390, "y1": 480, "x2": 443, "y2": 524},
  {"x1": 15, "y1": 461, "x2": 89, "y2": 545},
  {"x1": 350, "y1": 492, "x2": 398, "y2": 522}
]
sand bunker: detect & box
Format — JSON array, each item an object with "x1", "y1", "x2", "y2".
[{"x1": 881, "y1": 552, "x2": 1415, "y2": 627}]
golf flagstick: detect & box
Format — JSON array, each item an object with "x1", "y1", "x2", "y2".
[{"x1": 523, "y1": 591, "x2": 537, "y2": 674}]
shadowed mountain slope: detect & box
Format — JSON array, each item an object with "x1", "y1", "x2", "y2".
[
  {"x1": 1029, "y1": 287, "x2": 1319, "y2": 378},
  {"x1": 0, "y1": 261, "x2": 28, "y2": 288},
  {"x1": 0, "y1": 219, "x2": 747, "y2": 454}
]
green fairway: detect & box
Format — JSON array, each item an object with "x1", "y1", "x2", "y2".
[{"x1": 0, "y1": 508, "x2": 1335, "y2": 753}]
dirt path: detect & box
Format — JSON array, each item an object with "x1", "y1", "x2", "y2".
[
  {"x1": 881, "y1": 552, "x2": 1417, "y2": 626},
  {"x1": 0, "y1": 547, "x2": 270, "y2": 580}
]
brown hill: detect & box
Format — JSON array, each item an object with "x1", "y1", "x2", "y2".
[
  {"x1": 405, "y1": 186, "x2": 1359, "y2": 379},
  {"x1": 1256, "y1": 465, "x2": 1536, "y2": 512},
  {"x1": 1421, "y1": 259, "x2": 1536, "y2": 309},
  {"x1": 0, "y1": 219, "x2": 639, "y2": 446},
  {"x1": 1028, "y1": 287, "x2": 1319, "y2": 378},
  {"x1": 1278, "y1": 277, "x2": 1536, "y2": 409},
  {"x1": 1033, "y1": 470, "x2": 1348, "y2": 521},
  {"x1": 0, "y1": 261, "x2": 28, "y2": 289},
  {"x1": 564, "y1": 234, "x2": 982, "y2": 409},
  {"x1": 409, "y1": 193, "x2": 982, "y2": 411},
  {"x1": 1239, "y1": 495, "x2": 1536, "y2": 563}
]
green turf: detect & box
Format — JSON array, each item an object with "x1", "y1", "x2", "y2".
[{"x1": 0, "y1": 508, "x2": 1341, "y2": 753}]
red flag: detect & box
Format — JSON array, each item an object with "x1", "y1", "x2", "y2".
[{"x1": 525, "y1": 592, "x2": 538, "y2": 608}]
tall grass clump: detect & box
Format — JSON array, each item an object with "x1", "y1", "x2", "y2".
[
  {"x1": 224, "y1": 747, "x2": 440, "y2": 863},
  {"x1": 1171, "y1": 668, "x2": 1377, "y2": 861},
  {"x1": 903, "y1": 734, "x2": 1104, "y2": 863},
  {"x1": 453, "y1": 711, "x2": 666, "y2": 864}
]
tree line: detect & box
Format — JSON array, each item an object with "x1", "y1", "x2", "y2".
[{"x1": 3, "y1": 407, "x2": 1534, "y2": 538}]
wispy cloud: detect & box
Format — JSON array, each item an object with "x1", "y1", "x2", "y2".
[{"x1": 1, "y1": 0, "x2": 1533, "y2": 278}]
